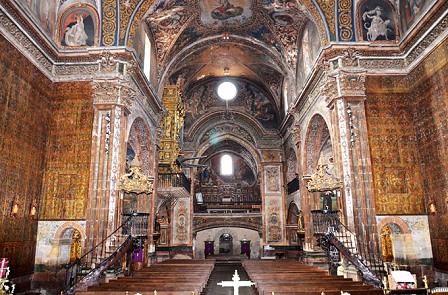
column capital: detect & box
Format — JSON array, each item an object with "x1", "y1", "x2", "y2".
[{"x1": 91, "y1": 79, "x2": 136, "y2": 108}]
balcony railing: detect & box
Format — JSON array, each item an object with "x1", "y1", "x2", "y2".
[
  {"x1": 194, "y1": 201, "x2": 262, "y2": 213},
  {"x1": 158, "y1": 172, "x2": 191, "y2": 193}
]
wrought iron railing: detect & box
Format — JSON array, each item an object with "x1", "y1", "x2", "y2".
[
  {"x1": 312, "y1": 210, "x2": 385, "y2": 288},
  {"x1": 287, "y1": 177, "x2": 300, "y2": 195},
  {"x1": 158, "y1": 172, "x2": 191, "y2": 193},
  {"x1": 65, "y1": 213, "x2": 150, "y2": 294}
]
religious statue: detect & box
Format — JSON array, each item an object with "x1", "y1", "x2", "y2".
[
  {"x1": 65, "y1": 15, "x2": 89, "y2": 46},
  {"x1": 363, "y1": 6, "x2": 392, "y2": 41}
]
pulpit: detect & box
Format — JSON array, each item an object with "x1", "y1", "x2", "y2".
[
  {"x1": 240, "y1": 239, "x2": 251, "y2": 258},
  {"x1": 205, "y1": 240, "x2": 214, "y2": 258}
]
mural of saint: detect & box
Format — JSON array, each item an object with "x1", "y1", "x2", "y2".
[
  {"x1": 200, "y1": 0, "x2": 253, "y2": 27},
  {"x1": 61, "y1": 10, "x2": 95, "y2": 46},
  {"x1": 211, "y1": 0, "x2": 244, "y2": 20}
]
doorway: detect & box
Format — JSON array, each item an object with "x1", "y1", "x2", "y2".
[{"x1": 219, "y1": 233, "x2": 233, "y2": 254}]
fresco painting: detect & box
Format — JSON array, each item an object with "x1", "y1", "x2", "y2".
[
  {"x1": 27, "y1": 0, "x2": 57, "y2": 35},
  {"x1": 60, "y1": 9, "x2": 96, "y2": 46},
  {"x1": 360, "y1": 0, "x2": 396, "y2": 41},
  {"x1": 183, "y1": 79, "x2": 279, "y2": 131},
  {"x1": 400, "y1": 0, "x2": 429, "y2": 33},
  {"x1": 200, "y1": 0, "x2": 253, "y2": 27},
  {"x1": 296, "y1": 21, "x2": 321, "y2": 89}
]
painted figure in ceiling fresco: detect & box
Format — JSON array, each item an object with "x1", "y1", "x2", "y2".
[
  {"x1": 362, "y1": 6, "x2": 392, "y2": 41},
  {"x1": 211, "y1": 0, "x2": 244, "y2": 20},
  {"x1": 200, "y1": 0, "x2": 252, "y2": 27},
  {"x1": 65, "y1": 15, "x2": 89, "y2": 46}
]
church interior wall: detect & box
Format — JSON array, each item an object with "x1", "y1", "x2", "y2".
[
  {"x1": 376, "y1": 215, "x2": 432, "y2": 264},
  {"x1": 40, "y1": 82, "x2": 94, "y2": 220},
  {"x1": 364, "y1": 85, "x2": 426, "y2": 215},
  {"x1": 195, "y1": 227, "x2": 261, "y2": 259},
  {"x1": 0, "y1": 33, "x2": 52, "y2": 285},
  {"x1": 410, "y1": 38, "x2": 448, "y2": 272}
]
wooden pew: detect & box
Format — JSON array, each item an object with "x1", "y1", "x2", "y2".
[
  {"x1": 242, "y1": 259, "x2": 383, "y2": 295},
  {"x1": 77, "y1": 259, "x2": 215, "y2": 295}
]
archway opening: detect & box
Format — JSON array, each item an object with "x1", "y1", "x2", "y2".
[{"x1": 219, "y1": 233, "x2": 233, "y2": 254}]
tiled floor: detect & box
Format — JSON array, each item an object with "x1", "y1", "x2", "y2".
[{"x1": 204, "y1": 263, "x2": 257, "y2": 295}]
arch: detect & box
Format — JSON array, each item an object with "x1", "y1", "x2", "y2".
[
  {"x1": 195, "y1": 133, "x2": 262, "y2": 176},
  {"x1": 377, "y1": 216, "x2": 411, "y2": 235},
  {"x1": 57, "y1": 3, "x2": 100, "y2": 47},
  {"x1": 287, "y1": 202, "x2": 299, "y2": 225},
  {"x1": 286, "y1": 148, "x2": 298, "y2": 183},
  {"x1": 128, "y1": 117, "x2": 153, "y2": 176},
  {"x1": 46, "y1": 221, "x2": 87, "y2": 265},
  {"x1": 303, "y1": 114, "x2": 332, "y2": 175},
  {"x1": 54, "y1": 221, "x2": 87, "y2": 241}
]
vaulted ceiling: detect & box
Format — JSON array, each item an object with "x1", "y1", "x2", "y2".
[{"x1": 142, "y1": 0, "x2": 316, "y2": 127}]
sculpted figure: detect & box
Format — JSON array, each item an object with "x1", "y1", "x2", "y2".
[
  {"x1": 65, "y1": 15, "x2": 89, "y2": 46},
  {"x1": 363, "y1": 6, "x2": 392, "y2": 41}
]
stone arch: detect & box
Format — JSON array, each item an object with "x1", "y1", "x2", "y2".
[
  {"x1": 47, "y1": 221, "x2": 87, "y2": 265},
  {"x1": 128, "y1": 117, "x2": 153, "y2": 176},
  {"x1": 286, "y1": 147, "x2": 298, "y2": 183},
  {"x1": 377, "y1": 216, "x2": 411, "y2": 235},
  {"x1": 304, "y1": 114, "x2": 332, "y2": 175}
]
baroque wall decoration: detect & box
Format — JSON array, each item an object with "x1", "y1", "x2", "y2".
[
  {"x1": 410, "y1": 43, "x2": 448, "y2": 270},
  {"x1": 265, "y1": 166, "x2": 281, "y2": 193},
  {"x1": 337, "y1": 0, "x2": 355, "y2": 41},
  {"x1": 40, "y1": 82, "x2": 94, "y2": 220},
  {"x1": 365, "y1": 86, "x2": 425, "y2": 215},
  {"x1": 0, "y1": 34, "x2": 52, "y2": 278}
]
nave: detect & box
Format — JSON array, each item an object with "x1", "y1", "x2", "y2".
[{"x1": 77, "y1": 259, "x2": 383, "y2": 295}]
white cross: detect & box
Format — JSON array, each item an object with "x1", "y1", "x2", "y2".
[{"x1": 217, "y1": 270, "x2": 255, "y2": 295}]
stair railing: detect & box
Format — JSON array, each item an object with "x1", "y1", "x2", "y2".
[
  {"x1": 65, "y1": 212, "x2": 150, "y2": 294},
  {"x1": 312, "y1": 210, "x2": 385, "y2": 288}
]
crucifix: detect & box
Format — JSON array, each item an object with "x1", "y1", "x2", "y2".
[{"x1": 217, "y1": 270, "x2": 255, "y2": 295}]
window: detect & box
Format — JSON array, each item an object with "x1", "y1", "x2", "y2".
[
  {"x1": 220, "y1": 154, "x2": 233, "y2": 175},
  {"x1": 217, "y1": 81, "x2": 237, "y2": 101},
  {"x1": 144, "y1": 34, "x2": 151, "y2": 79}
]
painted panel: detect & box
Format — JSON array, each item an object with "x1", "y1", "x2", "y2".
[
  {"x1": 265, "y1": 195, "x2": 283, "y2": 242},
  {"x1": 173, "y1": 198, "x2": 190, "y2": 245},
  {"x1": 264, "y1": 166, "x2": 281, "y2": 193}
]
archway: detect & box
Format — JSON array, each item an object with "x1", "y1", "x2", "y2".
[{"x1": 219, "y1": 233, "x2": 233, "y2": 254}]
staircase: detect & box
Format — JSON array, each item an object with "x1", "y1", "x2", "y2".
[
  {"x1": 65, "y1": 213, "x2": 150, "y2": 295},
  {"x1": 312, "y1": 210, "x2": 385, "y2": 288}
]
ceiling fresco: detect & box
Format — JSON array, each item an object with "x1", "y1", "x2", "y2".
[
  {"x1": 182, "y1": 77, "x2": 280, "y2": 133},
  {"x1": 144, "y1": 0, "x2": 311, "y2": 78}
]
